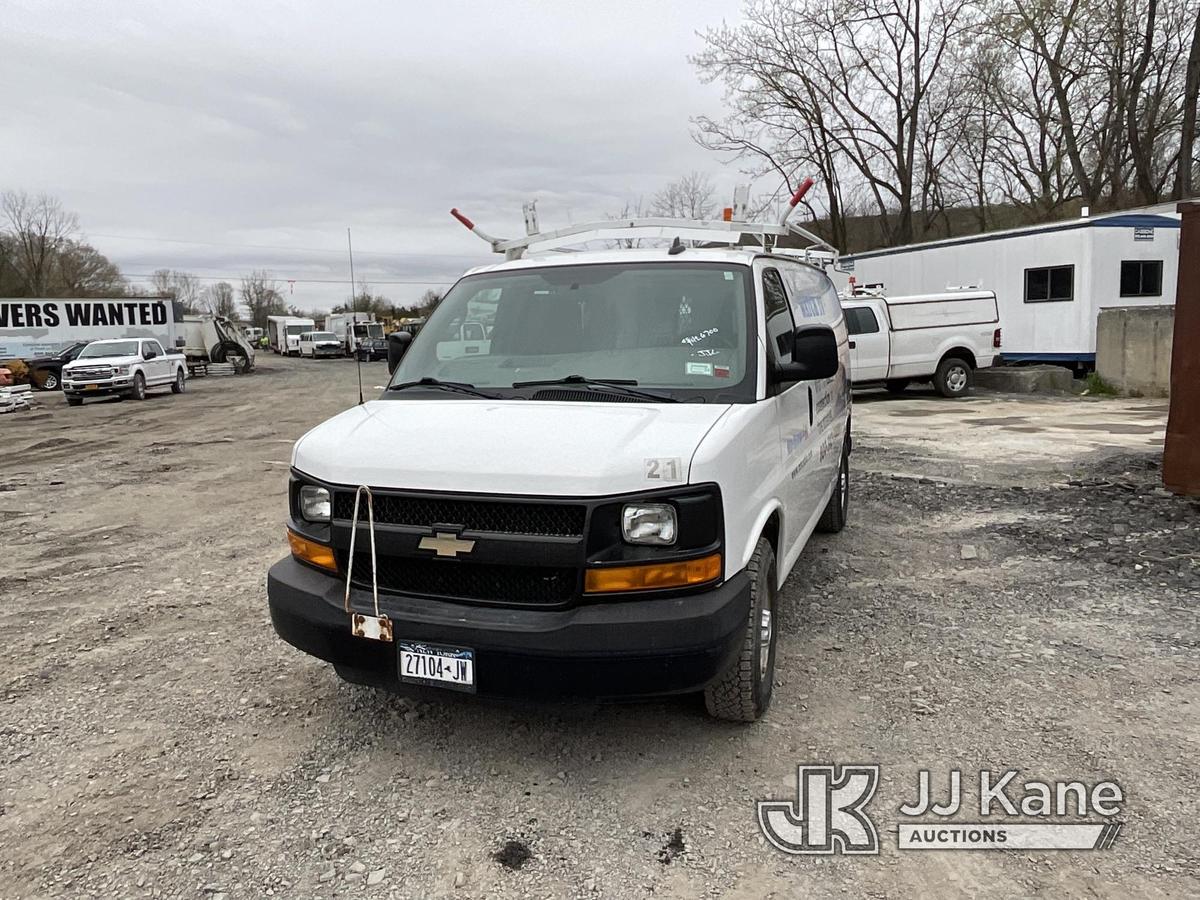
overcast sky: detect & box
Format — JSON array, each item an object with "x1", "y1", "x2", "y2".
[{"x1": 2, "y1": 0, "x2": 755, "y2": 311}]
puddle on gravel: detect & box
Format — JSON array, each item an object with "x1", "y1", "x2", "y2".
[{"x1": 492, "y1": 839, "x2": 532, "y2": 870}]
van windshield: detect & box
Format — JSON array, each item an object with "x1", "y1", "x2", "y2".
[
  {"x1": 309, "y1": 332, "x2": 337, "y2": 341},
  {"x1": 286, "y1": 324, "x2": 310, "y2": 336},
  {"x1": 388, "y1": 262, "x2": 755, "y2": 402}
]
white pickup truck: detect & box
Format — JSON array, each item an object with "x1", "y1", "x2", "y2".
[
  {"x1": 61, "y1": 337, "x2": 188, "y2": 406},
  {"x1": 840, "y1": 289, "x2": 1001, "y2": 397}
]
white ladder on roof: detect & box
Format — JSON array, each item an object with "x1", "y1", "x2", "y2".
[{"x1": 449, "y1": 180, "x2": 840, "y2": 265}]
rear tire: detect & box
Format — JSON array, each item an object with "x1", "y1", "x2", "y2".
[
  {"x1": 934, "y1": 357, "x2": 972, "y2": 398},
  {"x1": 817, "y1": 444, "x2": 850, "y2": 533},
  {"x1": 131, "y1": 372, "x2": 146, "y2": 401},
  {"x1": 171, "y1": 369, "x2": 185, "y2": 393},
  {"x1": 704, "y1": 537, "x2": 777, "y2": 722},
  {"x1": 885, "y1": 378, "x2": 909, "y2": 394}
]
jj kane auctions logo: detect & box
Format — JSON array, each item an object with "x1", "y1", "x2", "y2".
[{"x1": 759, "y1": 765, "x2": 1125, "y2": 853}]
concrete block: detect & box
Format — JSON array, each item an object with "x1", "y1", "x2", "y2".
[
  {"x1": 974, "y1": 365, "x2": 1074, "y2": 394},
  {"x1": 1097, "y1": 306, "x2": 1175, "y2": 397}
]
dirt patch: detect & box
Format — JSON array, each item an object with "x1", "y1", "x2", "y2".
[{"x1": 0, "y1": 359, "x2": 1195, "y2": 899}]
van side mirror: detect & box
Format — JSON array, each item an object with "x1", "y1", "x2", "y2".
[
  {"x1": 387, "y1": 330, "x2": 413, "y2": 374},
  {"x1": 143, "y1": 347, "x2": 155, "y2": 360},
  {"x1": 770, "y1": 325, "x2": 839, "y2": 384}
]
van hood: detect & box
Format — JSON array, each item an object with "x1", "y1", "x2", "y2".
[{"x1": 292, "y1": 399, "x2": 733, "y2": 496}]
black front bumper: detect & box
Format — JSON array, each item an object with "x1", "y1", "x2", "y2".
[{"x1": 267, "y1": 556, "x2": 750, "y2": 699}]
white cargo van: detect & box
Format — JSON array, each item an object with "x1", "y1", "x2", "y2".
[
  {"x1": 840, "y1": 289, "x2": 1001, "y2": 396},
  {"x1": 267, "y1": 206, "x2": 854, "y2": 722}
]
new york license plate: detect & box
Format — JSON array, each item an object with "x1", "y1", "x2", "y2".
[{"x1": 398, "y1": 642, "x2": 475, "y2": 692}]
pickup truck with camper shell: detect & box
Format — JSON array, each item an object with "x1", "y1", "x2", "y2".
[
  {"x1": 267, "y1": 200, "x2": 853, "y2": 721},
  {"x1": 61, "y1": 338, "x2": 187, "y2": 405},
  {"x1": 840, "y1": 288, "x2": 1001, "y2": 397}
]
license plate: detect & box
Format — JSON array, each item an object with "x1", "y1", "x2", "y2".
[
  {"x1": 398, "y1": 642, "x2": 475, "y2": 692},
  {"x1": 85, "y1": 384, "x2": 98, "y2": 391}
]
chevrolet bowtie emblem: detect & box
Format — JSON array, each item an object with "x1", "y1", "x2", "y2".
[{"x1": 418, "y1": 531, "x2": 476, "y2": 557}]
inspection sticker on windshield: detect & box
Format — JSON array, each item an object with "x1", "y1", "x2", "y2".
[
  {"x1": 686, "y1": 362, "x2": 713, "y2": 376},
  {"x1": 645, "y1": 457, "x2": 683, "y2": 482}
]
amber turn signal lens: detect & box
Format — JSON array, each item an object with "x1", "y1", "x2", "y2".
[
  {"x1": 288, "y1": 529, "x2": 338, "y2": 572},
  {"x1": 584, "y1": 553, "x2": 722, "y2": 594}
]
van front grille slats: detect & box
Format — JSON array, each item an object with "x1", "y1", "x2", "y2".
[{"x1": 331, "y1": 492, "x2": 586, "y2": 538}]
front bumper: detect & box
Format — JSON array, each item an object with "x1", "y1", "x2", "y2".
[
  {"x1": 267, "y1": 556, "x2": 750, "y2": 699},
  {"x1": 63, "y1": 376, "x2": 134, "y2": 396}
]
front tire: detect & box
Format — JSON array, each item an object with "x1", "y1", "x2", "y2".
[
  {"x1": 171, "y1": 369, "x2": 185, "y2": 393},
  {"x1": 131, "y1": 372, "x2": 147, "y2": 401},
  {"x1": 704, "y1": 537, "x2": 777, "y2": 722},
  {"x1": 66, "y1": 395, "x2": 83, "y2": 406},
  {"x1": 934, "y1": 357, "x2": 972, "y2": 398},
  {"x1": 37, "y1": 371, "x2": 60, "y2": 391}
]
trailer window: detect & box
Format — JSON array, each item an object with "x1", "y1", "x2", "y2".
[
  {"x1": 1119, "y1": 260, "x2": 1163, "y2": 297},
  {"x1": 1024, "y1": 265, "x2": 1074, "y2": 303},
  {"x1": 844, "y1": 307, "x2": 880, "y2": 335}
]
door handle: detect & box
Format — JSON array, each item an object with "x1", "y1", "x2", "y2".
[{"x1": 849, "y1": 340, "x2": 856, "y2": 349}]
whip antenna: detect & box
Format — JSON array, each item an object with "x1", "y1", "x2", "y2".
[{"x1": 348, "y1": 226, "x2": 364, "y2": 405}]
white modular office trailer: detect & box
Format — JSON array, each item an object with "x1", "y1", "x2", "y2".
[{"x1": 838, "y1": 208, "x2": 1181, "y2": 363}]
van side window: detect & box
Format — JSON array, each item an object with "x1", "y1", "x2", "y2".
[
  {"x1": 762, "y1": 268, "x2": 795, "y2": 363},
  {"x1": 845, "y1": 308, "x2": 880, "y2": 335},
  {"x1": 780, "y1": 265, "x2": 832, "y2": 323}
]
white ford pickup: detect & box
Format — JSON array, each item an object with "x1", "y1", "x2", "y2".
[
  {"x1": 268, "y1": 222, "x2": 853, "y2": 722},
  {"x1": 61, "y1": 337, "x2": 187, "y2": 406},
  {"x1": 841, "y1": 289, "x2": 1002, "y2": 397}
]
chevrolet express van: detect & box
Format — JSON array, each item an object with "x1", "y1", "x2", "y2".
[{"x1": 268, "y1": 245, "x2": 851, "y2": 720}]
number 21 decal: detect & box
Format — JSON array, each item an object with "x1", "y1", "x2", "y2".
[{"x1": 644, "y1": 457, "x2": 683, "y2": 482}]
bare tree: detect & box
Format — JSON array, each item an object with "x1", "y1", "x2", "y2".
[
  {"x1": 1178, "y1": 2, "x2": 1200, "y2": 197},
  {"x1": 150, "y1": 268, "x2": 203, "y2": 313},
  {"x1": 204, "y1": 281, "x2": 238, "y2": 319},
  {"x1": 649, "y1": 172, "x2": 718, "y2": 218},
  {"x1": 240, "y1": 270, "x2": 287, "y2": 329},
  {"x1": 1, "y1": 191, "x2": 79, "y2": 295},
  {"x1": 694, "y1": 0, "x2": 969, "y2": 247},
  {"x1": 56, "y1": 240, "x2": 126, "y2": 296}
]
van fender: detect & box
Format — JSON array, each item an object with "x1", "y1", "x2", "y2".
[{"x1": 731, "y1": 499, "x2": 785, "y2": 582}]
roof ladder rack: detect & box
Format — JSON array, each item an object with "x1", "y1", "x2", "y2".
[{"x1": 449, "y1": 179, "x2": 839, "y2": 266}]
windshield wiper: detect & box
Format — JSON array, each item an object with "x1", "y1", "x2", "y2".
[
  {"x1": 387, "y1": 377, "x2": 500, "y2": 399},
  {"x1": 511, "y1": 374, "x2": 678, "y2": 402}
]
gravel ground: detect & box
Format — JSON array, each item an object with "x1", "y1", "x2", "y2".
[{"x1": 1, "y1": 358, "x2": 1197, "y2": 899}]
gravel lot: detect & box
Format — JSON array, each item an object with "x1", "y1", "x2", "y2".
[{"x1": 1, "y1": 357, "x2": 1197, "y2": 899}]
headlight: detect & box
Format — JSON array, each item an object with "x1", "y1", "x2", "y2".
[
  {"x1": 622, "y1": 503, "x2": 677, "y2": 545},
  {"x1": 299, "y1": 485, "x2": 331, "y2": 522},
  {"x1": 113, "y1": 365, "x2": 129, "y2": 376}
]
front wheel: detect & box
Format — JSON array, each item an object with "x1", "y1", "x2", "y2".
[
  {"x1": 131, "y1": 372, "x2": 147, "y2": 401},
  {"x1": 171, "y1": 369, "x2": 185, "y2": 393},
  {"x1": 36, "y1": 370, "x2": 60, "y2": 391},
  {"x1": 934, "y1": 357, "x2": 972, "y2": 398},
  {"x1": 66, "y1": 395, "x2": 83, "y2": 407},
  {"x1": 704, "y1": 537, "x2": 777, "y2": 722}
]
